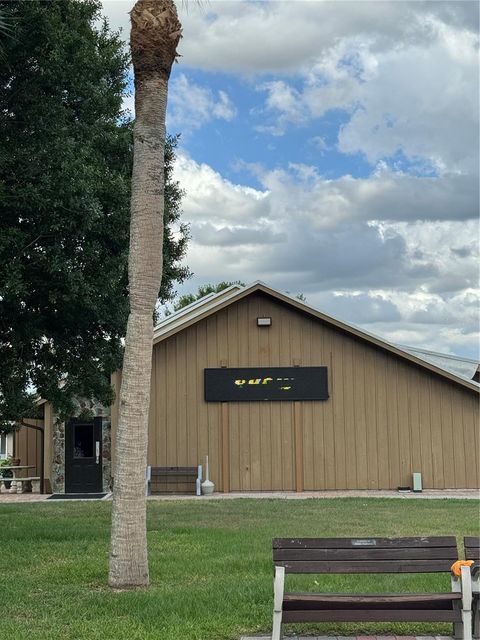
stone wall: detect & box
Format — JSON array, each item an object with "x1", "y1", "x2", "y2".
[
  {"x1": 51, "y1": 397, "x2": 112, "y2": 494},
  {"x1": 51, "y1": 419, "x2": 65, "y2": 493}
]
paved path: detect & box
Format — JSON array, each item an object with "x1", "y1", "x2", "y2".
[
  {"x1": 0, "y1": 492, "x2": 49, "y2": 502},
  {"x1": 0, "y1": 489, "x2": 478, "y2": 503},
  {"x1": 148, "y1": 489, "x2": 479, "y2": 501},
  {"x1": 240, "y1": 635, "x2": 452, "y2": 640}
]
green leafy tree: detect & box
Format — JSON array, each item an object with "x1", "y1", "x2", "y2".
[{"x1": 0, "y1": 0, "x2": 189, "y2": 431}]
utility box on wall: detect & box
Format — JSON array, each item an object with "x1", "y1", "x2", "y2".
[{"x1": 412, "y1": 472, "x2": 422, "y2": 492}]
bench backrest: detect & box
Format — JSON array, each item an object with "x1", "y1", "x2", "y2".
[
  {"x1": 151, "y1": 467, "x2": 198, "y2": 475},
  {"x1": 149, "y1": 466, "x2": 199, "y2": 494},
  {"x1": 273, "y1": 536, "x2": 458, "y2": 574},
  {"x1": 464, "y1": 536, "x2": 480, "y2": 562}
]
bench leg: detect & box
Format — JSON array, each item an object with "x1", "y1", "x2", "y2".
[
  {"x1": 272, "y1": 610, "x2": 283, "y2": 640},
  {"x1": 31, "y1": 479, "x2": 40, "y2": 494},
  {"x1": 453, "y1": 573, "x2": 464, "y2": 638},
  {"x1": 461, "y1": 565, "x2": 473, "y2": 640},
  {"x1": 463, "y1": 609, "x2": 473, "y2": 640},
  {"x1": 473, "y1": 588, "x2": 479, "y2": 639},
  {"x1": 272, "y1": 566, "x2": 284, "y2": 640}
]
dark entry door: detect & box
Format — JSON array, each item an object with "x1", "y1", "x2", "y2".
[{"x1": 65, "y1": 418, "x2": 103, "y2": 493}]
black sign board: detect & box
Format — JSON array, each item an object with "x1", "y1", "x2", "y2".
[{"x1": 204, "y1": 367, "x2": 329, "y2": 402}]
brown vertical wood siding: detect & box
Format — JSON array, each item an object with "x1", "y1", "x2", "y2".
[
  {"x1": 123, "y1": 292, "x2": 479, "y2": 491},
  {"x1": 14, "y1": 419, "x2": 43, "y2": 478}
]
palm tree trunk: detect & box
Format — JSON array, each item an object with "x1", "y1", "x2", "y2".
[{"x1": 109, "y1": 0, "x2": 181, "y2": 589}]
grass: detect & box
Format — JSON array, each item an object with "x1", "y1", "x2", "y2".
[{"x1": 0, "y1": 497, "x2": 478, "y2": 639}]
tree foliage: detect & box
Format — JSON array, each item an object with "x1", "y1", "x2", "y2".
[{"x1": 0, "y1": 0, "x2": 189, "y2": 429}]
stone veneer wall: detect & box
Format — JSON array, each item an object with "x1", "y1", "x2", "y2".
[{"x1": 51, "y1": 398, "x2": 112, "y2": 494}]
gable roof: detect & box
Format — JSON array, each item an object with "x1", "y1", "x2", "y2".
[{"x1": 153, "y1": 281, "x2": 479, "y2": 393}]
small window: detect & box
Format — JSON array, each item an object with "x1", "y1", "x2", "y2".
[
  {"x1": 0, "y1": 433, "x2": 7, "y2": 460},
  {"x1": 73, "y1": 424, "x2": 94, "y2": 458}
]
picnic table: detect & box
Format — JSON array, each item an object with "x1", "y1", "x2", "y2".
[{"x1": 0, "y1": 465, "x2": 37, "y2": 494}]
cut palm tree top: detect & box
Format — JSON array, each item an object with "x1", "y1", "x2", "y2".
[{"x1": 130, "y1": 0, "x2": 182, "y2": 81}]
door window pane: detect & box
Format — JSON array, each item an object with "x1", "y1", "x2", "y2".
[{"x1": 74, "y1": 424, "x2": 94, "y2": 458}]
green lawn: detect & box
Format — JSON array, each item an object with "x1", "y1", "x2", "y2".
[{"x1": 0, "y1": 498, "x2": 478, "y2": 640}]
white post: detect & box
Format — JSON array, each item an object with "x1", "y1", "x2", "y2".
[
  {"x1": 196, "y1": 465, "x2": 202, "y2": 496},
  {"x1": 272, "y1": 565, "x2": 285, "y2": 640},
  {"x1": 453, "y1": 573, "x2": 464, "y2": 639},
  {"x1": 145, "y1": 465, "x2": 151, "y2": 497},
  {"x1": 461, "y1": 565, "x2": 473, "y2": 640}
]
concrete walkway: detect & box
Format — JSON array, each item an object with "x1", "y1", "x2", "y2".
[
  {"x1": 241, "y1": 636, "x2": 453, "y2": 640},
  {"x1": 148, "y1": 489, "x2": 479, "y2": 501},
  {"x1": 0, "y1": 489, "x2": 478, "y2": 503}
]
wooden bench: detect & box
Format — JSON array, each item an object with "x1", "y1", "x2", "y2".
[
  {"x1": 465, "y1": 537, "x2": 480, "y2": 638},
  {"x1": 147, "y1": 466, "x2": 201, "y2": 495},
  {"x1": 272, "y1": 536, "x2": 473, "y2": 640}
]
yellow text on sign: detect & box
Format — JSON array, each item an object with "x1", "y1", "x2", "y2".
[{"x1": 234, "y1": 377, "x2": 294, "y2": 390}]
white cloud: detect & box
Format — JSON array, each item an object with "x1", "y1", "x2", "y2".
[
  {"x1": 168, "y1": 74, "x2": 236, "y2": 133},
  {"x1": 258, "y1": 22, "x2": 478, "y2": 174},
  {"x1": 171, "y1": 153, "x2": 479, "y2": 355},
  {"x1": 174, "y1": 150, "x2": 478, "y2": 288},
  {"x1": 100, "y1": 1, "x2": 479, "y2": 357},
  {"x1": 173, "y1": 152, "x2": 269, "y2": 224},
  {"x1": 177, "y1": 1, "x2": 478, "y2": 74},
  {"x1": 105, "y1": 1, "x2": 478, "y2": 174},
  {"x1": 102, "y1": 1, "x2": 478, "y2": 73},
  {"x1": 249, "y1": 162, "x2": 477, "y2": 225},
  {"x1": 337, "y1": 22, "x2": 479, "y2": 174}
]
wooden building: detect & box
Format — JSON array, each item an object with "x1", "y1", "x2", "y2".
[
  {"x1": 14, "y1": 282, "x2": 480, "y2": 493},
  {"x1": 114, "y1": 282, "x2": 480, "y2": 492}
]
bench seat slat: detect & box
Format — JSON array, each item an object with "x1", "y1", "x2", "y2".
[
  {"x1": 282, "y1": 609, "x2": 462, "y2": 623},
  {"x1": 276, "y1": 559, "x2": 456, "y2": 573},
  {"x1": 283, "y1": 592, "x2": 461, "y2": 610},
  {"x1": 274, "y1": 536, "x2": 457, "y2": 549},
  {"x1": 283, "y1": 592, "x2": 462, "y2": 604},
  {"x1": 274, "y1": 547, "x2": 457, "y2": 561}
]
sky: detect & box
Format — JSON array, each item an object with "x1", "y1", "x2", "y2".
[{"x1": 101, "y1": 0, "x2": 479, "y2": 359}]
